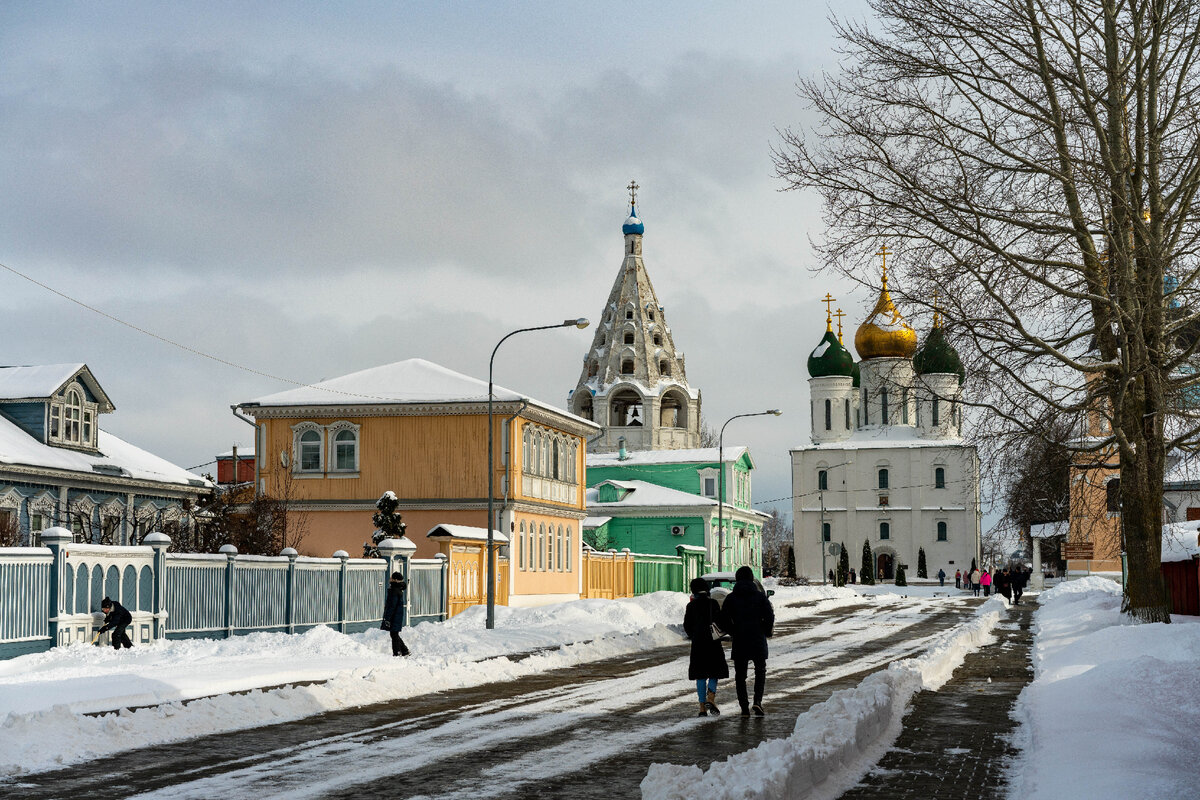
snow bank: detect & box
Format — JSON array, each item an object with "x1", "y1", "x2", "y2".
[
  {"x1": 640, "y1": 597, "x2": 1005, "y2": 800},
  {"x1": 1008, "y1": 579, "x2": 1200, "y2": 800}
]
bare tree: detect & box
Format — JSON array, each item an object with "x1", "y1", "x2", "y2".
[
  {"x1": 760, "y1": 508, "x2": 794, "y2": 575},
  {"x1": 0, "y1": 510, "x2": 20, "y2": 547},
  {"x1": 697, "y1": 416, "x2": 719, "y2": 448},
  {"x1": 775, "y1": 0, "x2": 1200, "y2": 621}
]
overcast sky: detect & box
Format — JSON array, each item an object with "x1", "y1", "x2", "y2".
[{"x1": 0, "y1": 2, "x2": 885, "y2": 524}]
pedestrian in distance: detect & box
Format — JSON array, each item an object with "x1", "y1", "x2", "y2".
[
  {"x1": 828, "y1": 569, "x2": 835, "y2": 583},
  {"x1": 981, "y1": 569, "x2": 992, "y2": 597},
  {"x1": 955, "y1": 569, "x2": 962, "y2": 590},
  {"x1": 849, "y1": 567, "x2": 857, "y2": 584},
  {"x1": 937, "y1": 568, "x2": 946, "y2": 587},
  {"x1": 719, "y1": 565, "x2": 775, "y2": 718},
  {"x1": 97, "y1": 597, "x2": 133, "y2": 649},
  {"x1": 1012, "y1": 567, "x2": 1027, "y2": 605},
  {"x1": 684, "y1": 577, "x2": 728, "y2": 717},
  {"x1": 381, "y1": 572, "x2": 410, "y2": 657},
  {"x1": 970, "y1": 567, "x2": 981, "y2": 597},
  {"x1": 997, "y1": 568, "x2": 1012, "y2": 604}
]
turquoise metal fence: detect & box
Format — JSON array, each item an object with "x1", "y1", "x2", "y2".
[
  {"x1": 632, "y1": 554, "x2": 684, "y2": 594},
  {"x1": 0, "y1": 529, "x2": 449, "y2": 659}
]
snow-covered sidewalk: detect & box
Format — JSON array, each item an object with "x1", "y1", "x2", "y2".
[
  {"x1": 1008, "y1": 577, "x2": 1200, "y2": 800},
  {"x1": 0, "y1": 583, "x2": 872, "y2": 777}
]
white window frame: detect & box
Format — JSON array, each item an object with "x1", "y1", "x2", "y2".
[
  {"x1": 292, "y1": 422, "x2": 325, "y2": 474},
  {"x1": 48, "y1": 382, "x2": 99, "y2": 449},
  {"x1": 327, "y1": 422, "x2": 361, "y2": 473}
]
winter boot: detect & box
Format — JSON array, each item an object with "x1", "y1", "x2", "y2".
[
  {"x1": 698, "y1": 702, "x2": 709, "y2": 717},
  {"x1": 740, "y1": 705, "x2": 751, "y2": 717},
  {"x1": 751, "y1": 704, "x2": 765, "y2": 717},
  {"x1": 705, "y1": 690, "x2": 720, "y2": 716}
]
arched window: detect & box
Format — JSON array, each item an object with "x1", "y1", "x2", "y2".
[
  {"x1": 557, "y1": 525, "x2": 564, "y2": 570},
  {"x1": 845, "y1": 398, "x2": 851, "y2": 430},
  {"x1": 824, "y1": 399, "x2": 832, "y2": 430},
  {"x1": 566, "y1": 526, "x2": 573, "y2": 570},
  {"x1": 863, "y1": 390, "x2": 870, "y2": 422},
  {"x1": 878, "y1": 468, "x2": 889, "y2": 490},
  {"x1": 879, "y1": 521, "x2": 890, "y2": 540},
  {"x1": 881, "y1": 389, "x2": 889, "y2": 424},
  {"x1": 653, "y1": 334, "x2": 662, "y2": 345},
  {"x1": 332, "y1": 428, "x2": 358, "y2": 471},
  {"x1": 599, "y1": 333, "x2": 606, "y2": 346},
  {"x1": 822, "y1": 522, "x2": 831, "y2": 542},
  {"x1": 299, "y1": 429, "x2": 322, "y2": 471},
  {"x1": 624, "y1": 331, "x2": 634, "y2": 345},
  {"x1": 660, "y1": 360, "x2": 671, "y2": 376},
  {"x1": 621, "y1": 359, "x2": 634, "y2": 374},
  {"x1": 1106, "y1": 478, "x2": 1121, "y2": 512},
  {"x1": 523, "y1": 428, "x2": 532, "y2": 472},
  {"x1": 901, "y1": 389, "x2": 909, "y2": 424},
  {"x1": 937, "y1": 521, "x2": 948, "y2": 541},
  {"x1": 519, "y1": 522, "x2": 527, "y2": 570},
  {"x1": 818, "y1": 469, "x2": 828, "y2": 491},
  {"x1": 932, "y1": 398, "x2": 941, "y2": 426},
  {"x1": 935, "y1": 467, "x2": 946, "y2": 489},
  {"x1": 552, "y1": 439, "x2": 561, "y2": 480},
  {"x1": 539, "y1": 524, "x2": 546, "y2": 570},
  {"x1": 547, "y1": 523, "x2": 555, "y2": 570}
]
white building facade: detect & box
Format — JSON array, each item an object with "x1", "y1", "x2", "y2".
[{"x1": 791, "y1": 261, "x2": 981, "y2": 581}]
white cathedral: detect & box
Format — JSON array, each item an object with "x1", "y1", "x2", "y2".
[{"x1": 791, "y1": 252, "x2": 981, "y2": 582}]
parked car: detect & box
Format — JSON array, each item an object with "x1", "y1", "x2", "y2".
[{"x1": 698, "y1": 571, "x2": 774, "y2": 608}]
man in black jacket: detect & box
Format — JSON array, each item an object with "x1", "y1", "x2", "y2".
[
  {"x1": 719, "y1": 565, "x2": 775, "y2": 717},
  {"x1": 97, "y1": 597, "x2": 134, "y2": 649}
]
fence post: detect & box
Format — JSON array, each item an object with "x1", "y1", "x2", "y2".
[
  {"x1": 41, "y1": 527, "x2": 72, "y2": 647},
  {"x1": 281, "y1": 547, "x2": 299, "y2": 634},
  {"x1": 333, "y1": 549, "x2": 350, "y2": 633},
  {"x1": 435, "y1": 553, "x2": 449, "y2": 621},
  {"x1": 144, "y1": 532, "x2": 171, "y2": 640},
  {"x1": 219, "y1": 544, "x2": 238, "y2": 638}
]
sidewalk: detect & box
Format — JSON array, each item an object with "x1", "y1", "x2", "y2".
[{"x1": 838, "y1": 603, "x2": 1034, "y2": 799}]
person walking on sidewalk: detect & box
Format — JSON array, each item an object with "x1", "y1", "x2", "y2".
[
  {"x1": 97, "y1": 597, "x2": 133, "y2": 649},
  {"x1": 981, "y1": 569, "x2": 992, "y2": 597},
  {"x1": 381, "y1": 572, "x2": 410, "y2": 657},
  {"x1": 720, "y1": 566, "x2": 775, "y2": 717},
  {"x1": 937, "y1": 568, "x2": 946, "y2": 587},
  {"x1": 849, "y1": 567, "x2": 857, "y2": 584},
  {"x1": 955, "y1": 569, "x2": 962, "y2": 589},
  {"x1": 970, "y1": 567, "x2": 981, "y2": 597},
  {"x1": 1012, "y1": 567, "x2": 1028, "y2": 605},
  {"x1": 684, "y1": 577, "x2": 728, "y2": 717},
  {"x1": 996, "y1": 568, "x2": 1013, "y2": 604}
]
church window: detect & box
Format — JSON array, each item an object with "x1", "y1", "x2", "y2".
[
  {"x1": 660, "y1": 360, "x2": 670, "y2": 376},
  {"x1": 599, "y1": 333, "x2": 606, "y2": 346},
  {"x1": 824, "y1": 399, "x2": 832, "y2": 431},
  {"x1": 863, "y1": 390, "x2": 870, "y2": 423},
  {"x1": 626, "y1": 310, "x2": 634, "y2": 320},
  {"x1": 822, "y1": 522, "x2": 831, "y2": 542},
  {"x1": 588, "y1": 361, "x2": 598, "y2": 377},
  {"x1": 935, "y1": 467, "x2": 945, "y2": 489},
  {"x1": 1106, "y1": 478, "x2": 1121, "y2": 513},
  {"x1": 845, "y1": 399, "x2": 851, "y2": 429},
  {"x1": 881, "y1": 389, "x2": 889, "y2": 424},
  {"x1": 879, "y1": 522, "x2": 890, "y2": 540},
  {"x1": 878, "y1": 468, "x2": 889, "y2": 490},
  {"x1": 916, "y1": 400, "x2": 922, "y2": 426},
  {"x1": 937, "y1": 521, "x2": 948, "y2": 541},
  {"x1": 624, "y1": 331, "x2": 634, "y2": 345},
  {"x1": 621, "y1": 359, "x2": 634, "y2": 374},
  {"x1": 653, "y1": 334, "x2": 662, "y2": 345},
  {"x1": 901, "y1": 390, "x2": 909, "y2": 424},
  {"x1": 818, "y1": 470, "x2": 828, "y2": 491},
  {"x1": 932, "y1": 398, "x2": 940, "y2": 426}
]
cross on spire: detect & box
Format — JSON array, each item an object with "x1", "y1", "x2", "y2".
[
  {"x1": 876, "y1": 244, "x2": 892, "y2": 284},
  {"x1": 834, "y1": 308, "x2": 846, "y2": 343},
  {"x1": 627, "y1": 179, "x2": 639, "y2": 209},
  {"x1": 823, "y1": 293, "x2": 836, "y2": 331},
  {"x1": 933, "y1": 289, "x2": 942, "y2": 328}
]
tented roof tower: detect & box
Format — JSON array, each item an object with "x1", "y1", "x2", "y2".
[{"x1": 569, "y1": 182, "x2": 701, "y2": 454}]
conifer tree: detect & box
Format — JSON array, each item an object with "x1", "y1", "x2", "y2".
[
  {"x1": 861, "y1": 539, "x2": 875, "y2": 585},
  {"x1": 836, "y1": 542, "x2": 850, "y2": 586},
  {"x1": 365, "y1": 490, "x2": 407, "y2": 557},
  {"x1": 895, "y1": 563, "x2": 907, "y2": 586},
  {"x1": 917, "y1": 548, "x2": 928, "y2": 579},
  {"x1": 787, "y1": 546, "x2": 796, "y2": 579}
]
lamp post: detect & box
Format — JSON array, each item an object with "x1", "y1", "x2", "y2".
[
  {"x1": 486, "y1": 318, "x2": 590, "y2": 629},
  {"x1": 717, "y1": 409, "x2": 782, "y2": 572}
]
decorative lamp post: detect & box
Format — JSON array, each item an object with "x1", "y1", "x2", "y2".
[
  {"x1": 717, "y1": 409, "x2": 782, "y2": 572},
  {"x1": 486, "y1": 318, "x2": 590, "y2": 629}
]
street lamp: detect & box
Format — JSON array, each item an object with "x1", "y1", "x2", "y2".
[
  {"x1": 487, "y1": 318, "x2": 590, "y2": 629},
  {"x1": 717, "y1": 409, "x2": 782, "y2": 572}
]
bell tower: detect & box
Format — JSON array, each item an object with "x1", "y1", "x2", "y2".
[{"x1": 569, "y1": 182, "x2": 701, "y2": 453}]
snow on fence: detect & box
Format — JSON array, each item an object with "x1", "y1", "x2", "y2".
[{"x1": 0, "y1": 529, "x2": 450, "y2": 659}]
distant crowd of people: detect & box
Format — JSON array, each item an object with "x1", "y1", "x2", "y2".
[{"x1": 954, "y1": 566, "x2": 1031, "y2": 604}]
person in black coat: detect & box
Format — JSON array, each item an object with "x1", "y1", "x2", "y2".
[
  {"x1": 683, "y1": 577, "x2": 728, "y2": 716},
  {"x1": 97, "y1": 597, "x2": 133, "y2": 649},
  {"x1": 719, "y1": 565, "x2": 775, "y2": 717},
  {"x1": 1012, "y1": 567, "x2": 1028, "y2": 605},
  {"x1": 996, "y1": 568, "x2": 1013, "y2": 603},
  {"x1": 381, "y1": 572, "x2": 410, "y2": 657}
]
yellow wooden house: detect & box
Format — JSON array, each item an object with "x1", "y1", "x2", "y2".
[{"x1": 236, "y1": 358, "x2": 599, "y2": 607}]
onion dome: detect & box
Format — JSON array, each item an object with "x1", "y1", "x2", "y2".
[
  {"x1": 623, "y1": 203, "x2": 645, "y2": 235},
  {"x1": 854, "y1": 255, "x2": 917, "y2": 359},
  {"x1": 807, "y1": 328, "x2": 856, "y2": 378},
  {"x1": 914, "y1": 314, "x2": 965, "y2": 384}
]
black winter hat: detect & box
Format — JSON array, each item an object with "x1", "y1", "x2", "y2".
[
  {"x1": 735, "y1": 566, "x2": 755, "y2": 582},
  {"x1": 101, "y1": 597, "x2": 113, "y2": 609},
  {"x1": 689, "y1": 577, "x2": 709, "y2": 596},
  {"x1": 390, "y1": 572, "x2": 405, "y2": 582}
]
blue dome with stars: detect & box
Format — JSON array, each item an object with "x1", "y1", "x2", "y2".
[{"x1": 623, "y1": 204, "x2": 644, "y2": 235}]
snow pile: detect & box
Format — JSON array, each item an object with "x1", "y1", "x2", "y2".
[
  {"x1": 1008, "y1": 578, "x2": 1200, "y2": 800},
  {"x1": 1161, "y1": 520, "x2": 1200, "y2": 562},
  {"x1": 640, "y1": 597, "x2": 1005, "y2": 800}
]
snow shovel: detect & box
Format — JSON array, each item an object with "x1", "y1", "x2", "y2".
[{"x1": 91, "y1": 631, "x2": 102, "y2": 646}]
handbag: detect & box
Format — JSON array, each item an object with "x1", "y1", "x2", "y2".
[{"x1": 710, "y1": 621, "x2": 727, "y2": 641}]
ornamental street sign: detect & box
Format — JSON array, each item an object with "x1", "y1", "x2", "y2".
[{"x1": 1061, "y1": 542, "x2": 1095, "y2": 560}]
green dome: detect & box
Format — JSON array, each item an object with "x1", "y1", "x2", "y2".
[
  {"x1": 807, "y1": 330, "x2": 856, "y2": 378},
  {"x1": 913, "y1": 325, "x2": 965, "y2": 384},
  {"x1": 851, "y1": 360, "x2": 861, "y2": 387}
]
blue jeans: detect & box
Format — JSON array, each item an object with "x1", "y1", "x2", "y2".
[{"x1": 696, "y1": 678, "x2": 717, "y2": 703}]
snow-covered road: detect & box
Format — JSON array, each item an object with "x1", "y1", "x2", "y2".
[{"x1": 6, "y1": 594, "x2": 981, "y2": 800}]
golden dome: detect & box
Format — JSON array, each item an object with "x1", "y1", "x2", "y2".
[{"x1": 854, "y1": 249, "x2": 917, "y2": 360}]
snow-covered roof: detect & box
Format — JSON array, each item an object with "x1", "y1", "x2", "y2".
[
  {"x1": 1161, "y1": 521, "x2": 1200, "y2": 563},
  {"x1": 217, "y1": 449, "x2": 255, "y2": 459},
  {"x1": 588, "y1": 446, "x2": 749, "y2": 467},
  {"x1": 587, "y1": 480, "x2": 718, "y2": 509},
  {"x1": 244, "y1": 358, "x2": 598, "y2": 429},
  {"x1": 796, "y1": 426, "x2": 965, "y2": 451},
  {"x1": 425, "y1": 524, "x2": 508, "y2": 544},
  {"x1": 0, "y1": 363, "x2": 114, "y2": 411},
  {"x1": 0, "y1": 413, "x2": 210, "y2": 488},
  {"x1": 582, "y1": 516, "x2": 612, "y2": 528},
  {"x1": 1164, "y1": 450, "x2": 1200, "y2": 486},
  {"x1": 1029, "y1": 520, "x2": 1069, "y2": 539}
]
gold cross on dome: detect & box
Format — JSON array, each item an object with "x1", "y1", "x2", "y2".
[
  {"x1": 834, "y1": 308, "x2": 846, "y2": 343},
  {"x1": 933, "y1": 289, "x2": 942, "y2": 328},
  {"x1": 876, "y1": 243, "x2": 892, "y2": 279},
  {"x1": 823, "y1": 293, "x2": 836, "y2": 331},
  {"x1": 628, "y1": 180, "x2": 639, "y2": 207}
]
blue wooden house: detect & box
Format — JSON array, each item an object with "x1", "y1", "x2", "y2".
[{"x1": 0, "y1": 363, "x2": 210, "y2": 545}]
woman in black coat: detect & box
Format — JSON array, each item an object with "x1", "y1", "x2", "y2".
[
  {"x1": 683, "y1": 577, "x2": 728, "y2": 716},
  {"x1": 381, "y1": 572, "x2": 410, "y2": 657}
]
